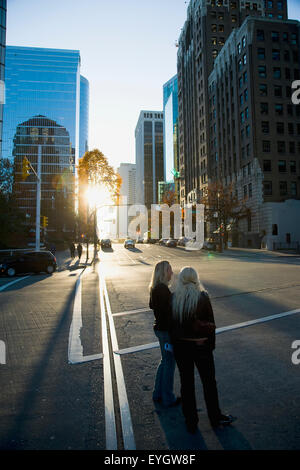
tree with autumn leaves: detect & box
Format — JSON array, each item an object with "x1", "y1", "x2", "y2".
[
  {"x1": 77, "y1": 149, "x2": 122, "y2": 247},
  {"x1": 201, "y1": 181, "x2": 250, "y2": 250}
]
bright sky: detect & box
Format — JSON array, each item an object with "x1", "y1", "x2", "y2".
[{"x1": 6, "y1": 0, "x2": 300, "y2": 171}]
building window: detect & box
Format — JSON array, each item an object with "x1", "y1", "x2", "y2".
[
  {"x1": 288, "y1": 123, "x2": 294, "y2": 135},
  {"x1": 272, "y1": 31, "x2": 280, "y2": 42},
  {"x1": 259, "y1": 84, "x2": 268, "y2": 96},
  {"x1": 272, "y1": 49, "x2": 280, "y2": 61},
  {"x1": 274, "y1": 85, "x2": 282, "y2": 97},
  {"x1": 273, "y1": 67, "x2": 281, "y2": 79},
  {"x1": 279, "y1": 181, "x2": 287, "y2": 196},
  {"x1": 257, "y1": 30, "x2": 265, "y2": 41},
  {"x1": 263, "y1": 181, "x2": 272, "y2": 195},
  {"x1": 263, "y1": 140, "x2": 271, "y2": 152},
  {"x1": 277, "y1": 141, "x2": 286, "y2": 153},
  {"x1": 276, "y1": 122, "x2": 284, "y2": 134},
  {"x1": 262, "y1": 121, "x2": 270, "y2": 134},
  {"x1": 258, "y1": 48, "x2": 266, "y2": 60},
  {"x1": 261, "y1": 102, "x2": 269, "y2": 114},
  {"x1": 278, "y1": 160, "x2": 286, "y2": 172},
  {"x1": 291, "y1": 33, "x2": 297, "y2": 45},
  {"x1": 259, "y1": 65, "x2": 267, "y2": 77},
  {"x1": 291, "y1": 182, "x2": 297, "y2": 197},
  {"x1": 263, "y1": 160, "x2": 272, "y2": 172},
  {"x1": 272, "y1": 224, "x2": 278, "y2": 235},
  {"x1": 211, "y1": 24, "x2": 217, "y2": 32},
  {"x1": 243, "y1": 54, "x2": 247, "y2": 65},
  {"x1": 275, "y1": 104, "x2": 283, "y2": 115},
  {"x1": 290, "y1": 161, "x2": 296, "y2": 173},
  {"x1": 289, "y1": 142, "x2": 295, "y2": 154}
]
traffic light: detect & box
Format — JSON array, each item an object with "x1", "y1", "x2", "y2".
[
  {"x1": 42, "y1": 216, "x2": 48, "y2": 228},
  {"x1": 22, "y1": 157, "x2": 31, "y2": 181}
]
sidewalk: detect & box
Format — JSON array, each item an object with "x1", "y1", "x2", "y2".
[
  {"x1": 55, "y1": 249, "x2": 95, "y2": 272},
  {"x1": 215, "y1": 247, "x2": 300, "y2": 259}
]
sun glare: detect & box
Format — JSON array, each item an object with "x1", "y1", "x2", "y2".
[{"x1": 86, "y1": 185, "x2": 112, "y2": 208}]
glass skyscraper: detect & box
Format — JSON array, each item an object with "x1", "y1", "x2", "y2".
[
  {"x1": 79, "y1": 75, "x2": 89, "y2": 160},
  {"x1": 135, "y1": 111, "x2": 164, "y2": 207},
  {"x1": 163, "y1": 75, "x2": 179, "y2": 202},
  {"x1": 0, "y1": 0, "x2": 7, "y2": 156},
  {"x1": 2, "y1": 46, "x2": 89, "y2": 229}
]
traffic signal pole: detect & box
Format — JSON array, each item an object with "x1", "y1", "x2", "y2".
[{"x1": 35, "y1": 145, "x2": 42, "y2": 252}]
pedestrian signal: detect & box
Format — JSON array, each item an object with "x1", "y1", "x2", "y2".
[
  {"x1": 22, "y1": 157, "x2": 31, "y2": 181},
  {"x1": 42, "y1": 216, "x2": 48, "y2": 228}
]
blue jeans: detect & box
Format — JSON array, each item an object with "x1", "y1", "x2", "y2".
[{"x1": 153, "y1": 330, "x2": 176, "y2": 406}]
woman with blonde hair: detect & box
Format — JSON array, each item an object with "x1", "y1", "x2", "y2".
[
  {"x1": 170, "y1": 266, "x2": 235, "y2": 433},
  {"x1": 149, "y1": 260, "x2": 180, "y2": 407}
]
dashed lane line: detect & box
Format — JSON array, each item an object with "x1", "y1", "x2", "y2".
[
  {"x1": 0, "y1": 276, "x2": 31, "y2": 292},
  {"x1": 114, "y1": 308, "x2": 300, "y2": 356},
  {"x1": 68, "y1": 267, "x2": 103, "y2": 365},
  {"x1": 100, "y1": 267, "x2": 136, "y2": 451}
]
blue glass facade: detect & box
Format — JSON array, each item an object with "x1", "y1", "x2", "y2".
[
  {"x1": 0, "y1": 0, "x2": 7, "y2": 156},
  {"x1": 163, "y1": 75, "x2": 179, "y2": 185},
  {"x1": 79, "y1": 75, "x2": 89, "y2": 159},
  {"x1": 3, "y1": 46, "x2": 81, "y2": 165},
  {"x1": 2, "y1": 46, "x2": 89, "y2": 231}
]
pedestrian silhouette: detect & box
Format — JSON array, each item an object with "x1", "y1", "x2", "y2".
[
  {"x1": 77, "y1": 243, "x2": 83, "y2": 260},
  {"x1": 169, "y1": 267, "x2": 236, "y2": 433},
  {"x1": 69, "y1": 242, "x2": 75, "y2": 259},
  {"x1": 149, "y1": 261, "x2": 180, "y2": 408}
]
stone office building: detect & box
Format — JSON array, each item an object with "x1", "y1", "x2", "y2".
[
  {"x1": 208, "y1": 16, "x2": 300, "y2": 248},
  {"x1": 177, "y1": 0, "x2": 300, "y2": 249}
]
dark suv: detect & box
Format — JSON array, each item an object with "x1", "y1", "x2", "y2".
[{"x1": 0, "y1": 251, "x2": 57, "y2": 277}]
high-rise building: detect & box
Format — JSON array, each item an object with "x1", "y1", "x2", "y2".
[
  {"x1": 178, "y1": 0, "x2": 300, "y2": 249},
  {"x1": 163, "y1": 75, "x2": 179, "y2": 202},
  {"x1": 208, "y1": 15, "x2": 300, "y2": 247},
  {"x1": 117, "y1": 163, "x2": 136, "y2": 206},
  {"x1": 135, "y1": 111, "x2": 164, "y2": 207},
  {"x1": 2, "y1": 46, "x2": 89, "y2": 230},
  {"x1": 79, "y1": 75, "x2": 89, "y2": 159},
  {"x1": 177, "y1": 0, "x2": 288, "y2": 206},
  {"x1": 0, "y1": 0, "x2": 7, "y2": 157}
]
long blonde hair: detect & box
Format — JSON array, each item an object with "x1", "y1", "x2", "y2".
[
  {"x1": 149, "y1": 260, "x2": 171, "y2": 291},
  {"x1": 172, "y1": 267, "x2": 205, "y2": 324}
]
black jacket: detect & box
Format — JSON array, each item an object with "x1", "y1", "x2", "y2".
[
  {"x1": 168, "y1": 291, "x2": 216, "y2": 351},
  {"x1": 149, "y1": 283, "x2": 172, "y2": 331}
]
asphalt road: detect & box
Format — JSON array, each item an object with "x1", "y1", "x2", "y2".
[{"x1": 0, "y1": 244, "x2": 299, "y2": 451}]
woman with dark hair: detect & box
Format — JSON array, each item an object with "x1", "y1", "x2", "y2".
[
  {"x1": 170, "y1": 266, "x2": 235, "y2": 433},
  {"x1": 149, "y1": 260, "x2": 180, "y2": 407}
]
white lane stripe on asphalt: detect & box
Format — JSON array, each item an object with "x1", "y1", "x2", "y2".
[
  {"x1": 68, "y1": 268, "x2": 103, "y2": 365},
  {"x1": 0, "y1": 275, "x2": 31, "y2": 292},
  {"x1": 99, "y1": 269, "x2": 118, "y2": 450},
  {"x1": 113, "y1": 308, "x2": 151, "y2": 317},
  {"x1": 114, "y1": 308, "x2": 300, "y2": 356},
  {"x1": 101, "y1": 268, "x2": 136, "y2": 451}
]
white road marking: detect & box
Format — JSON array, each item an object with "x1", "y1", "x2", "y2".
[
  {"x1": 68, "y1": 268, "x2": 103, "y2": 365},
  {"x1": 99, "y1": 269, "x2": 118, "y2": 450},
  {"x1": 113, "y1": 307, "x2": 151, "y2": 317},
  {"x1": 0, "y1": 276, "x2": 31, "y2": 292},
  {"x1": 114, "y1": 308, "x2": 300, "y2": 356},
  {"x1": 100, "y1": 267, "x2": 136, "y2": 451}
]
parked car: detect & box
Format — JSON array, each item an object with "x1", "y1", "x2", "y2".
[
  {"x1": 166, "y1": 239, "x2": 177, "y2": 248},
  {"x1": 124, "y1": 239, "x2": 135, "y2": 249},
  {"x1": 202, "y1": 240, "x2": 217, "y2": 251},
  {"x1": 0, "y1": 251, "x2": 57, "y2": 277},
  {"x1": 100, "y1": 239, "x2": 112, "y2": 249},
  {"x1": 177, "y1": 237, "x2": 191, "y2": 247},
  {"x1": 158, "y1": 238, "x2": 168, "y2": 246}
]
